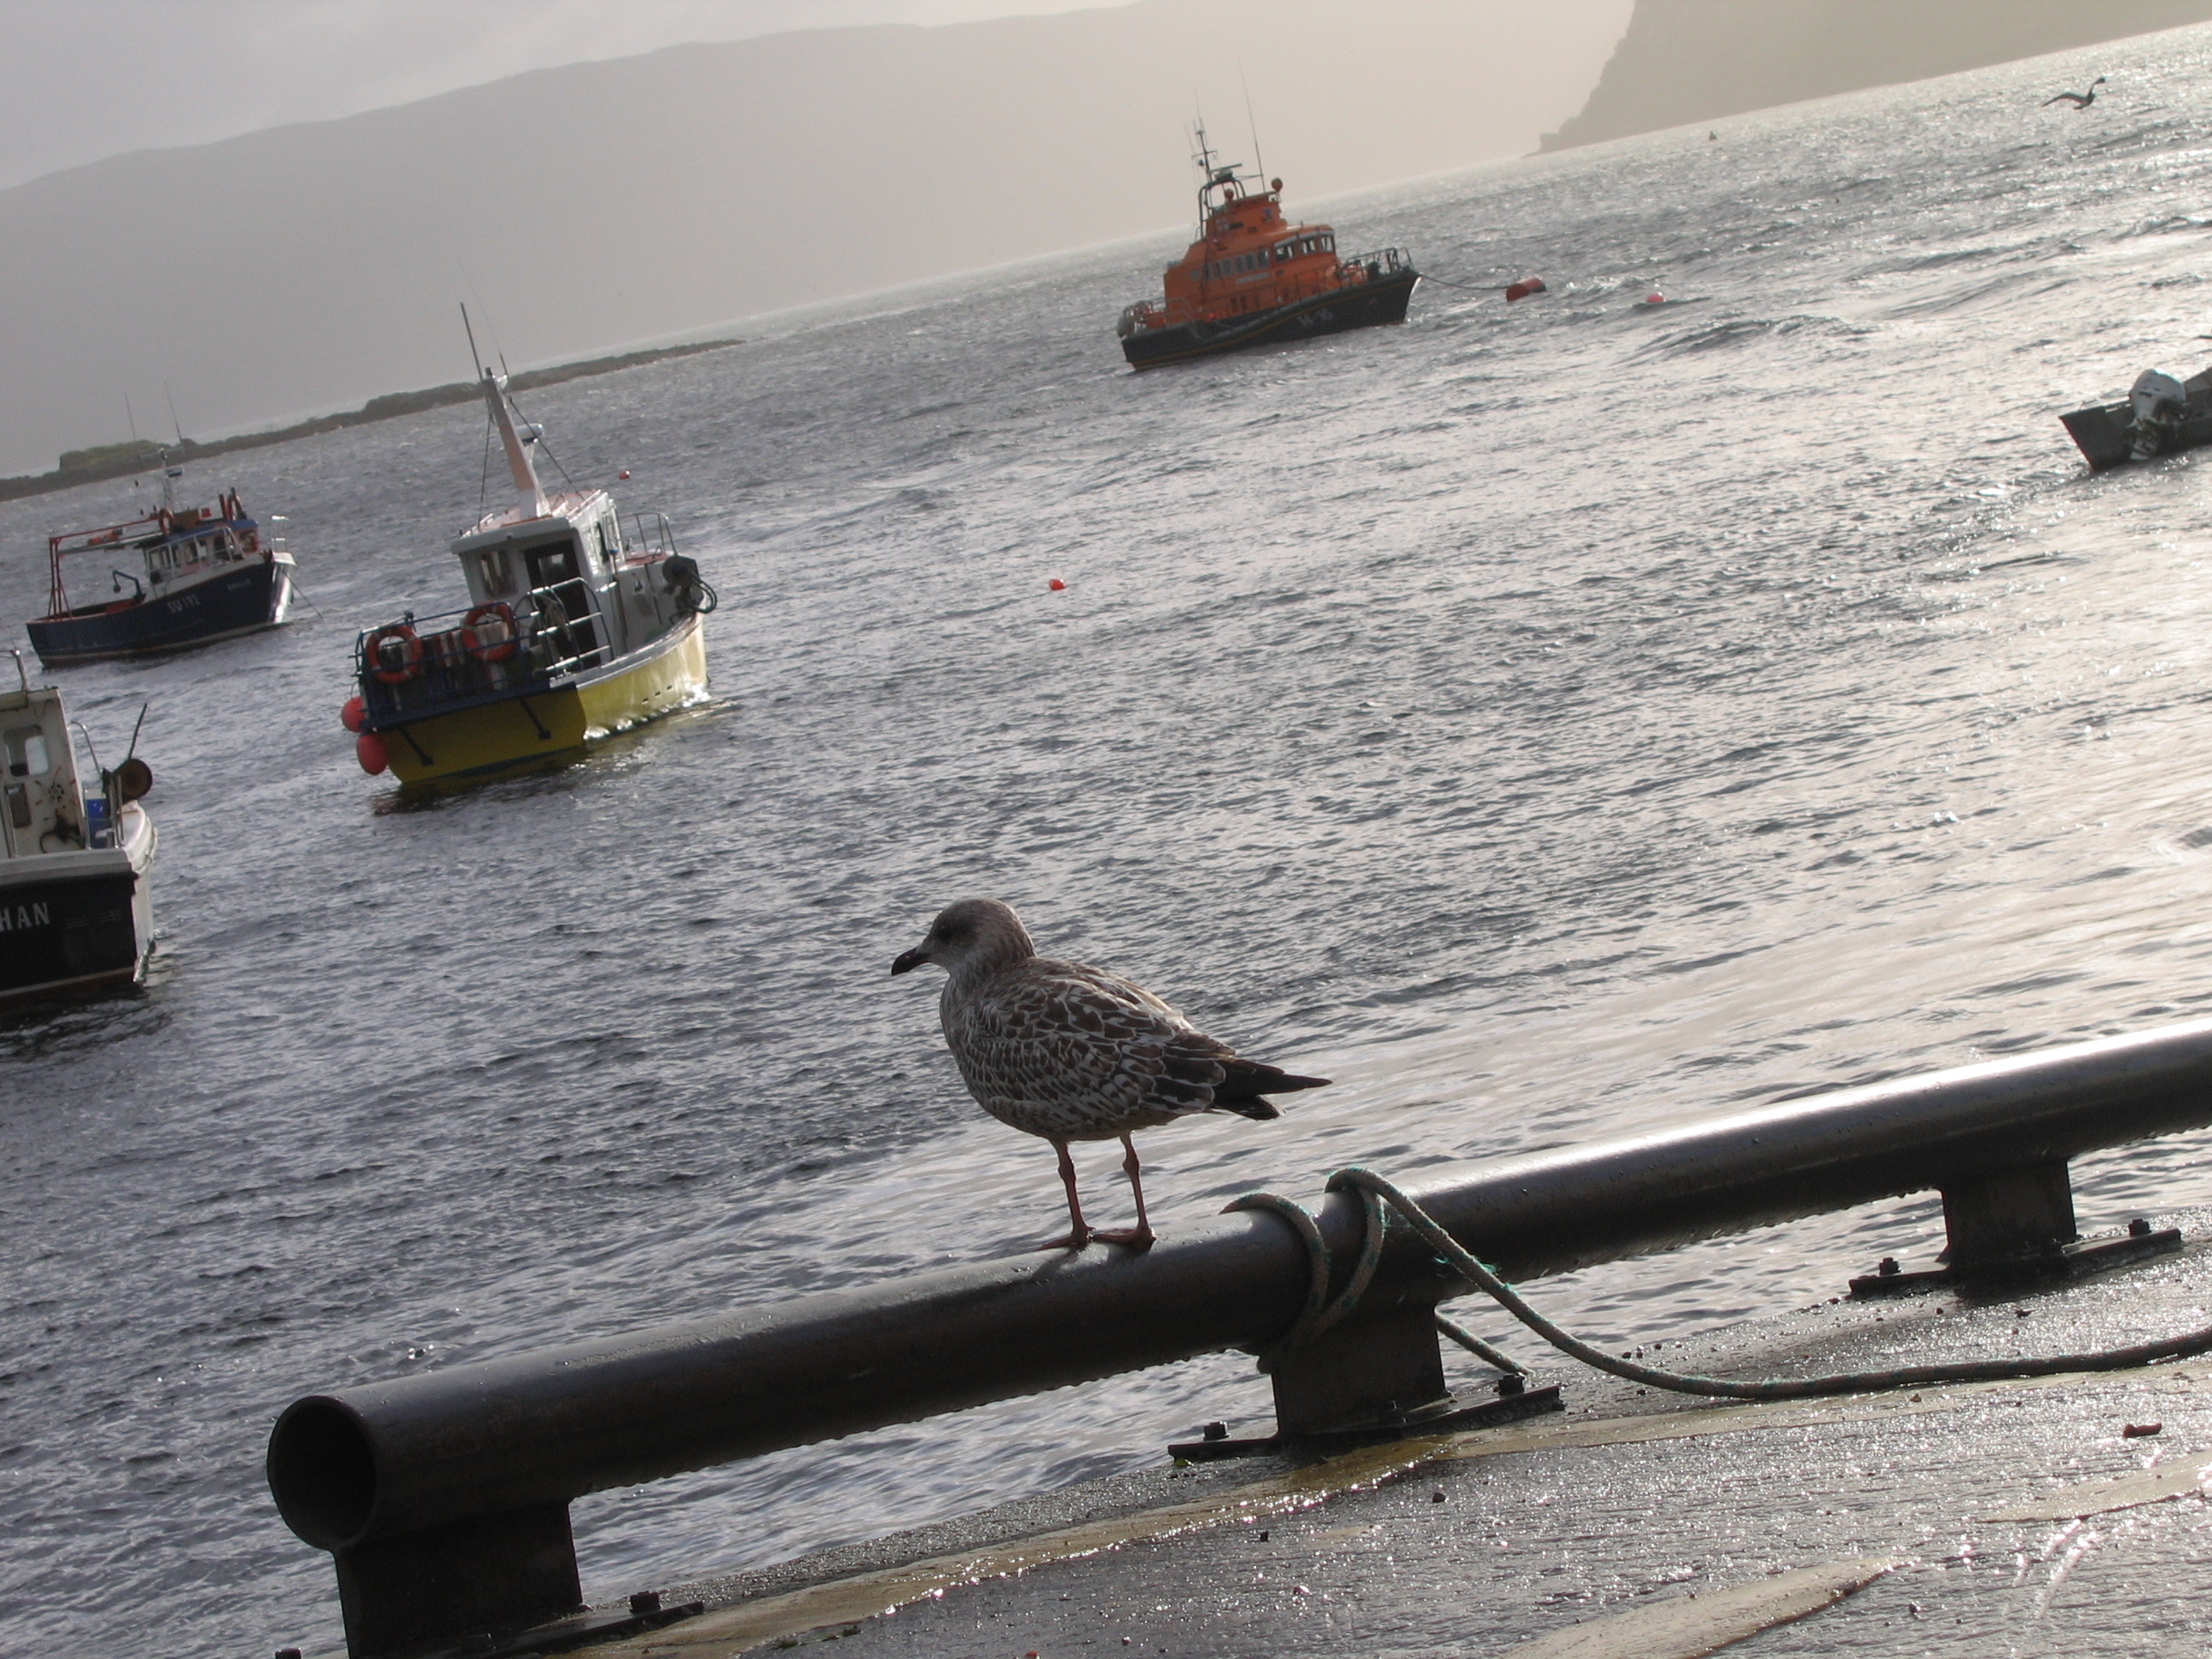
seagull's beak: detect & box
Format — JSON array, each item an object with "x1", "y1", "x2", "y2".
[{"x1": 890, "y1": 946, "x2": 929, "y2": 976}]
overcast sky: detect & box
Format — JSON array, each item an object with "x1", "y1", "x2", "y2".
[
  {"x1": 0, "y1": 0, "x2": 1636, "y2": 472},
  {"x1": 0, "y1": 0, "x2": 1126, "y2": 188}
]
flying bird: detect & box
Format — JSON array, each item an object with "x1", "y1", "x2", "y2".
[
  {"x1": 890, "y1": 897, "x2": 1330, "y2": 1250},
  {"x1": 2044, "y1": 76, "x2": 2106, "y2": 109}
]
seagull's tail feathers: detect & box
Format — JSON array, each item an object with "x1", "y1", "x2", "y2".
[{"x1": 1210, "y1": 1058, "x2": 1331, "y2": 1120}]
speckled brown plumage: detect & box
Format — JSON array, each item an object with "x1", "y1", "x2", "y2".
[{"x1": 891, "y1": 897, "x2": 1330, "y2": 1249}]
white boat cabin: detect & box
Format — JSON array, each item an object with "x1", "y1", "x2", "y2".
[
  {"x1": 450, "y1": 487, "x2": 688, "y2": 670},
  {"x1": 1, "y1": 682, "x2": 90, "y2": 859}
]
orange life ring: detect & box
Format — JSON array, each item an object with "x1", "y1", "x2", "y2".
[
  {"x1": 364, "y1": 624, "x2": 422, "y2": 685},
  {"x1": 460, "y1": 602, "x2": 518, "y2": 663}
]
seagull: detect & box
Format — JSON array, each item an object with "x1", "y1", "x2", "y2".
[
  {"x1": 891, "y1": 897, "x2": 1330, "y2": 1251},
  {"x1": 2044, "y1": 76, "x2": 2105, "y2": 109}
]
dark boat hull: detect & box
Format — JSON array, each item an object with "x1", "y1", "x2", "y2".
[
  {"x1": 2060, "y1": 399, "x2": 2212, "y2": 470},
  {"x1": 26, "y1": 557, "x2": 291, "y2": 667},
  {"x1": 1121, "y1": 268, "x2": 1420, "y2": 369},
  {"x1": 0, "y1": 868, "x2": 145, "y2": 1004}
]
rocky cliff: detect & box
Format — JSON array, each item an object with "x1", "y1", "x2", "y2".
[{"x1": 1540, "y1": 0, "x2": 2212, "y2": 151}]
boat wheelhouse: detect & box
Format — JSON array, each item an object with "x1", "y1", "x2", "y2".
[
  {"x1": 25, "y1": 467, "x2": 294, "y2": 667},
  {"x1": 345, "y1": 368, "x2": 713, "y2": 787},
  {"x1": 1116, "y1": 126, "x2": 1418, "y2": 368},
  {"x1": 0, "y1": 652, "x2": 157, "y2": 1006}
]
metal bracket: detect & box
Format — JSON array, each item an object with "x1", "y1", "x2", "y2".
[
  {"x1": 322, "y1": 1503, "x2": 709, "y2": 1659},
  {"x1": 331, "y1": 1502, "x2": 580, "y2": 1658},
  {"x1": 1171, "y1": 1303, "x2": 1563, "y2": 1461},
  {"x1": 1169, "y1": 1379, "x2": 1563, "y2": 1462},
  {"x1": 1850, "y1": 1158, "x2": 2182, "y2": 1300}
]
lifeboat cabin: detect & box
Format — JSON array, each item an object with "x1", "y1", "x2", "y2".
[
  {"x1": 1118, "y1": 136, "x2": 1417, "y2": 369},
  {"x1": 346, "y1": 369, "x2": 713, "y2": 788},
  {"x1": 26, "y1": 469, "x2": 294, "y2": 667},
  {"x1": 0, "y1": 652, "x2": 157, "y2": 1006}
]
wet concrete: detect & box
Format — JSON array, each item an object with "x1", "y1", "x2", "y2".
[{"x1": 583, "y1": 1209, "x2": 2212, "y2": 1658}]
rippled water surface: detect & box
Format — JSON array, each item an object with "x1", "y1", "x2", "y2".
[{"x1": 15, "y1": 30, "x2": 2212, "y2": 1656}]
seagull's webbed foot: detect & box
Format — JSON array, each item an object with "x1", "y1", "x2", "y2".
[
  {"x1": 1036, "y1": 1225, "x2": 1092, "y2": 1252},
  {"x1": 1089, "y1": 1225, "x2": 1155, "y2": 1251}
]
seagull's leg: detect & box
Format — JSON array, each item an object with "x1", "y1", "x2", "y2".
[
  {"x1": 1037, "y1": 1138, "x2": 1091, "y2": 1251},
  {"x1": 1091, "y1": 1134, "x2": 1156, "y2": 1250}
]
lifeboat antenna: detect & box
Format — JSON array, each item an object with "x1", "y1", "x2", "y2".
[
  {"x1": 463, "y1": 302, "x2": 546, "y2": 520},
  {"x1": 1240, "y1": 68, "x2": 1267, "y2": 195}
]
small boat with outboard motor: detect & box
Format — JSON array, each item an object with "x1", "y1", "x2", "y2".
[
  {"x1": 0, "y1": 651, "x2": 157, "y2": 1007},
  {"x1": 2060, "y1": 364, "x2": 2212, "y2": 469},
  {"x1": 1115, "y1": 125, "x2": 1418, "y2": 369},
  {"x1": 341, "y1": 357, "x2": 714, "y2": 787},
  {"x1": 24, "y1": 462, "x2": 294, "y2": 667}
]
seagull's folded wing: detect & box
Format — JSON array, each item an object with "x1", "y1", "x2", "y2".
[{"x1": 953, "y1": 961, "x2": 1234, "y2": 1124}]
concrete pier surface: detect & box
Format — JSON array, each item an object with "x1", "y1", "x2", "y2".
[{"x1": 575, "y1": 1209, "x2": 2212, "y2": 1659}]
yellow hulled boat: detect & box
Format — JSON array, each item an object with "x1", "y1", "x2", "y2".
[{"x1": 346, "y1": 366, "x2": 714, "y2": 787}]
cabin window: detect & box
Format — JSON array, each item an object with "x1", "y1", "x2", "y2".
[
  {"x1": 4, "y1": 726, "x2": 50, "y2": 778},
  {"x1": 597, "y1": 520, "x2": 618, "y2": 564},
  {"x1": 476, "y1": 546, "x2": 514, "y2": 595},
  {"x1": 524, "y1": 538, "x2": 581, "y2": 595}
]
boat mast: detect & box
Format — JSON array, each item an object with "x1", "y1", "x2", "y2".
[
  {"x1": 463, "y1": 304, "x2": 546, "y2": 521},
  {"x1": 481, "y1": 370, "x2": 548, "y2": 520},
  {"x1": 1192, "y1": 119, "x2": 1220, "y2": 236}
]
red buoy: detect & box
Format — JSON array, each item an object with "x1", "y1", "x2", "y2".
[
  {"x1": 1505, "y1": 276, "x2": 1547, "y2": 303},
  {"x1": 341, "y1": 696, "x2": 366, "y2": 734},
  {"x1": 1049, "y1": 578, "x2": 1066, "y2": 591},
  {"x1": 356, "y1": 731, "x2": 389, "y2": 776},
  {"x1": 1644, "y1": 291, "x2": 1666, "y2": 305},
  {"x1": 618, "y1": 469, "x2": 631, "y2": 480}
]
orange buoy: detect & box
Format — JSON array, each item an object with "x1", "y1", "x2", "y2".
[
  {"x1": 1505, "y1": 276, "x2": 1547, "y2": 303},
  {"x1": 1049, "y1": 578, "x2": 1066, "y2": 591},
  {"x1": 1644, "y1": 291, "x2": 1666, "y2": 305},
  {"x1": 356, "y1": 731, "x2": 389, "y2": 776},
  {"x1": 341, "y1": 696, "x2": 366, "y2": 733}
]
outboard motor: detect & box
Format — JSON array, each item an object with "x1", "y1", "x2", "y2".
[{"x1": 2128, "y1": 368, "x2": 2187, "y2": 461}]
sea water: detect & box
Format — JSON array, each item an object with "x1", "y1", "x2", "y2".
[{"x1": 12, "y1": 27, "x2": 2212, "y2": 1656}]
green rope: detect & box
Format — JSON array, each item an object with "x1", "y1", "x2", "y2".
[{"x1": 1230, "y1": 1166, "x2": 2212, "y2": 1401}]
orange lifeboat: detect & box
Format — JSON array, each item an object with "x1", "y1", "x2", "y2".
[{"x1": 1118, "y1": 126, "x2": 1419, "y2": 369}]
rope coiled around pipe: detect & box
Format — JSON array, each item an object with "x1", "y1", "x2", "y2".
[{"x1": 1228, "y1": 1166, "x2": 2212, "y2": 1401}]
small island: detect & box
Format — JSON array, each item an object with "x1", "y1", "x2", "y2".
[{"x1": 1, "y1": 335, "x2": 742, "y2": 504}]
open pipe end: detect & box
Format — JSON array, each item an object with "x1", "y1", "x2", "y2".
[{"x1": 267, "y1": 1396, "x2": 379, "y2": 1550}]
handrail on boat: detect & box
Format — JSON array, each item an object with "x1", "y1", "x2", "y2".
[
  {"x1": 354, "y1": 576, "x2": 616, "y2": 719},
  {"x1": 623, "y1": 509, "x2": 679, "y2": 560}
]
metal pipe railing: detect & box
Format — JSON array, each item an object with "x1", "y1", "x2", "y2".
[{"x1": 268, "y1": 1016, "x2": 2212, "y2": 1658}]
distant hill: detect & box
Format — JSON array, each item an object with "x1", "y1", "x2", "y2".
[
  {"x1": 0, "y1": 0, "x2": 1630, "y2": 478},
  {"x1": 1540, "y1": 0, "x2": 2212, "y2": 152}
]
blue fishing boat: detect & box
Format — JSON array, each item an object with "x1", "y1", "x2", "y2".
[{"x1": 24, "y1": 466, "x2": 294, "y2": 667}]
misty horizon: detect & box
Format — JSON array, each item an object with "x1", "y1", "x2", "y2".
[{"x1": 0, "y1": 0, "x2": 1632, "y2": 476}]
